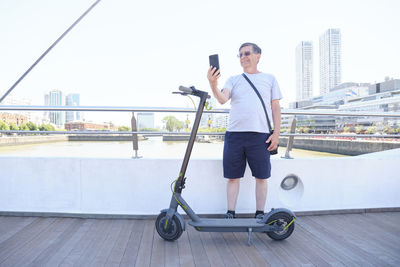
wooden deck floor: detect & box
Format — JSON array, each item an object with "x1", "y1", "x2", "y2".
[{"x1": 0, "y1": 212, "x2": 399, "y2": 267}]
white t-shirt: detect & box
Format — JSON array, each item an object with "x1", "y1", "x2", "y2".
[{"x1": 223, "y1": 72, "x2": 282, "y2": 133}]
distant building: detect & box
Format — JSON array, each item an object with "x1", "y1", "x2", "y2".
[
  {"x1": 368, "y1": 78, "x2": 400, "y2": 95},
  {"x1": 320, "y1": 29, "x2": 342, "y2": 95},
  {"x1": 296, "y1": 41, "x2": 313, "y2": 101},
  {"x1": 0, "y1": 113, "x2": 27, "y2": 126},
  {"x1": 48, "y1": 90, "x2": 64, "y2": 127},
  {"x1": 137, "y1": 113, "x2": 155, "y2": 130},
  {"x1": 0, "y1": 95, "x2": 40, "y2": 125},
  {"x1": 287, "y1": 78, "x2": 400, "y2": 132},
  {"x1": 214, "y1": 114, "x2": 229, "y2": 129},
  {"x1": 65, "y1": 94, "x2": 81, "y2": 122},
  {"x1": 200, "y1": 98, "x2": 217, "y2": 128},
  {"x1": 65, "y1": 121, "x2": 118, "y2": 131}
]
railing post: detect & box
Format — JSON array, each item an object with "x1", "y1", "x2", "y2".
[
  {"x1": 131, "y1": 112, "x2": 141, "y2": 159},
  {"x1": 282, "y1": 117, "x2": 297, "y2": 159}
]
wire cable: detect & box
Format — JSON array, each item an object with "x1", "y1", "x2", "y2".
[{"x1": 0, "y1": 0, "x2": 102, "y2": 103}]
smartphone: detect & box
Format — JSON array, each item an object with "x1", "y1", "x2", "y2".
[{"x1": 209, "y1": 54, "x2": 220, "y2": 74}]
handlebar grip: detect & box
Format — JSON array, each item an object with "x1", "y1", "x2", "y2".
[{"x1": 179, "y1": 86, "x2": 194, "y2": 94}]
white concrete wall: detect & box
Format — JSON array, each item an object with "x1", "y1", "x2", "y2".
[{"x1": 0, "y1": 155, "x2": 399, "y2": 215}]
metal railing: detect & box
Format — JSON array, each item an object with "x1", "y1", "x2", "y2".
[
  {"x1": 1, "y1": 105, "x2": 400, "y2": 158},
  {"x1": 2, "y1": 105, "x2": 400, "y2": 117}
]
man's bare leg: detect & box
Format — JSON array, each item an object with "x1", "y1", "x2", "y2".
[
  {"x1": 255, "y1": 178, "x2": 268, "y2": 211},
  {"x1": 227, "y1": 178, "x2": 240, "y2": 211}
]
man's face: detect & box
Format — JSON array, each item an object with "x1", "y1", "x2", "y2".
[{"x1": 239, "y1": 45, "x2": 260, "y2": 69}]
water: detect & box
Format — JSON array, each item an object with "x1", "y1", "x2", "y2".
[{"x1": 0, "y1": 136, "x2": 346, "y2": 158}]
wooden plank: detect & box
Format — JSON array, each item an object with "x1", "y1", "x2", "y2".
[
  {"x1": 336, "y1": 214, "x2": 400, "y2": 266},
  {"x1": 104, "y1": 219, "x2": 134, "y2": 266},
  {"x1": 150, "y1": 228, "x2": 165, "y2": 267},
  {"x1": 164, "y1": 235, "x2": 180, "y2": 267},
  {"x1": 256, "y1": 229, "x2": 315, "y2": 266},
  {"x1": 296, "y1": 217, "x2": 360, "y2": 267},
  {"x1": 187, "y1": 226, "x2": 211, "y2": 267},
  {"x1": 363, "y1": 213, "x2": 400, "y2": 246},
  {"x1": 305, "y1": 215, "x2": 381, "y2": 266},
  {"x1": 134, "y1": 220, "x2": 154, "y2": 267},
  {"x1": 88, "y1": 219, "x2": 127, "y2": 266},
  {"x1": 293, "y1": 224, "x2": 345, "y2": 267},
  {"x1": 255, "y1": 232, "x2": 300, "y2": 267},
  {"x1": 198, "y1": 232, "x2": 225, "y2": 267},
  {"x1": 75, "y1": 219, "x2": 114, "y2": 266},
  {"x1": 177, "y1": 229, "x2": 195, "y2": 267},
  {"x1": 29, "y1": 218, "x2": 84, "y2": 266},
  {"x1": 210, "y1": 232, "x2": 240, "y2": 267},
  {"x1": 338, "y1": 213, "x2": 400, "y2": 264},
  {"x1": 0, "y1": 217, "x2": 56, "y2": 263},
  {"x1": 58, "y1": 218, "x2": 105, "y2": 266},
  {"x1": 2, "y1": 218, "x2": 69, "y2": 267},
  {"x1": 250, "y1": 232, "x2": 282, "y2": 267},
  {"x1": 0, "y1": 216, "x2": 36, "y2": 243},
  {"x1": 232, "y1": 232, "x2": 270, "y2": 267},
  {"x1": 52, "y1": 219, "x2": 95, "y2": 266},
  {"x1": 221, "y1": 232, "x2": 255, "y2": 266},
  {"x1": 354, "y1": 213, "x2": 400, "y2": 250},
  {"x1": 316, "y1": 214, "x2": 393, "y2": 266},
  {"x1": 120, "y1": 219, "x2": 146, "y2": 267}
]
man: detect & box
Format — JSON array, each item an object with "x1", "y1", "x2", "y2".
[{"x1": 207, "y1": 42, "x2": 282, "y2": 219}]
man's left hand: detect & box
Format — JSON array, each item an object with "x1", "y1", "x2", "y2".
[{"x1": 266, "y1": 132, "x2": 279, "y2": 151}]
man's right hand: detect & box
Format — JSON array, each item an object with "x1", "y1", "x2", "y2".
[{"x1": 207, "y1": 66, "x2": 221, "y2": 91}]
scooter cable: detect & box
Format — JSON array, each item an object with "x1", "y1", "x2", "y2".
[{"x1": 170, "y1": 178, "x2": 187, "y2": 210}]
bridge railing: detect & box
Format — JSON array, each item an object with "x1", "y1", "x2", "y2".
[{"x1": 1, "y1": 105, "x2": 400, "y2": 157}]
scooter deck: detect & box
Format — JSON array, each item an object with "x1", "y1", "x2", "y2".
[{"x1": 188, "y1": 218, "x2": 267, "y2": 232}]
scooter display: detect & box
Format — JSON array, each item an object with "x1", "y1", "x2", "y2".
[{"x1": 155, "y1": 86, "x2": 295, "y2": 245}]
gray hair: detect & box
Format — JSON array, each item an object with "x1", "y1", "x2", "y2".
[{"x1": 239, "y1": 42, "x2": 262, "y2": 54}]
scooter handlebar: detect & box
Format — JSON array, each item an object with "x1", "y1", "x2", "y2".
[{"x1": 179, "y1": 86, "x2": 194, "y2": 94}]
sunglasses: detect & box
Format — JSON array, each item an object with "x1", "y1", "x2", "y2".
[{"x1": 237, "y1": 51, "x2": 252, "y2": 58}]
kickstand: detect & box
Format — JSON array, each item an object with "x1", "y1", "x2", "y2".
[{"x1": 247, "y1": 228, "x2": 252, "y2": 246}]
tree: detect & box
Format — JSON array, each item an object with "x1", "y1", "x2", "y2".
[
  {"x1": 26, "y1": 122, "x2": 38, "y2": 131},
  {"x1": 0, "y1": 121, "x2": 10, "y2": 130},
  {"x1": 162, "y1": 116, "x2": 184, "y2": 132},
  {"x1": 9, "y1": 123, "x2": 19, "y2": 131},
  {"x1": 140, "y1": 128, "x2": 160, "y2": 132},
  {"x1": 39, "y1": 124, "x2": 56, "y2": 132},
  {"x1": 355, "y1": 126, "x2": 363, "y2": 134},
  {"x1": 19, "y1": 123, "x2": 29, "y2": 131},
  {"x1": 118, "y1": 126, "x2": 132, "y2": 132},
  {"x1": 366, "y1": 126, "x2": 377, "y2": 134}
]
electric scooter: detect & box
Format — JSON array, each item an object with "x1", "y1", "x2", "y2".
[{"x1": 155, "y1": 86, "x2": 295, "y2": 245}]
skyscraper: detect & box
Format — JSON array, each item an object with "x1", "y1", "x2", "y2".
[
  {"x1": 296, "y1": 41, "x2": 313, "y2": 100},
  {"x1": 137, "y1": 113, "x2": 155, "y2": 129},
  {"x1": 65, "y1": 93, "x2": 80, "y2": 122},
  {"x1": 319, "y1": 28, "x2": 342, "y2": 95},
  {"x1": 49, "y1": 90, "x2": 64, "y2": 127}
]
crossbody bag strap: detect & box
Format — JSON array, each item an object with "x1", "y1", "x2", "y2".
[{"x1": 241, "y1": 73, "x2": 273, "y2": 132}]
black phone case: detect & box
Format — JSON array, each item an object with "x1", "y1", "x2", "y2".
[{"x1": 209, "y1": 54, "x2": 220, "y2": 73}]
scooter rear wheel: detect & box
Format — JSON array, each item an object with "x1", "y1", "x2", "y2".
[
  {"x1": 265, "y1": 212, "x2": 295, "y2": 240},
  {"x1": 155, "y1": 212, "x2": 183, "y2": 241}
]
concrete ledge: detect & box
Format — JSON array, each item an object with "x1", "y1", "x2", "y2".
[
  {"x1": 1, "y1": 157, "x2": 399, "y2": 215},
  {"x1": 279, "y1": 137, "x2": 400, "y2": 155},
  {"x1": 0, "y1": 135, "x2": 67, "y2": 146}
]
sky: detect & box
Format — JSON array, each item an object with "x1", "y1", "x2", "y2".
[{"x1": 0, "y1": 0, "x2": 399, "y2": 126}]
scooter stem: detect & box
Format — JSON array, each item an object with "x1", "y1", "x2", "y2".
[{"x1": 174, "y1": 88, "x2": 209, "y2": 194}]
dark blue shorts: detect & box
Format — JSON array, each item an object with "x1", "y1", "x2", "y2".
[{"x1": 223, "y1": 131, "x2": 271, "y2": 179}]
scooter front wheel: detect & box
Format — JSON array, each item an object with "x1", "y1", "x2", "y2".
[
  {"x1": 265, "y1": 212, "x2": 295, "y2": 240},
  {"x1": 155, "y1": 212, "x2": 183, "y2": 241}
]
